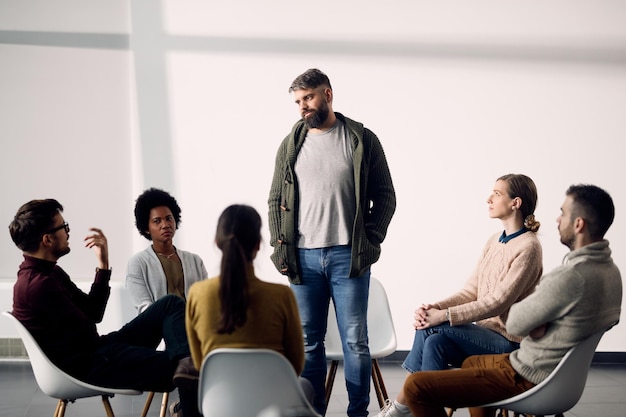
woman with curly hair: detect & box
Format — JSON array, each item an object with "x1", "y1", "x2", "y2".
[{"x1": 126, "y1": 188, "x2": 208, "y2": 314}]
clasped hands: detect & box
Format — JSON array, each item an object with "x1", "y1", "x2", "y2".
[{"x1": 413, "y1": 303, "x2": 447, "y2": 330}]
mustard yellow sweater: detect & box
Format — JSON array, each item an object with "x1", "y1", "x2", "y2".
[{"x1": 185, "y1": 275, "x2": 304, "y2": 374}]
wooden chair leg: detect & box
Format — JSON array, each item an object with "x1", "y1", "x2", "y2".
[
  {"x1": 325, "y1": 359, "x2": 391, "y2": 410},
  {"x1": 446, "y1": 407, "x2": 455, "y2": 417},
  {"x1": 371, "y1": 359, "x2": 388, "y2": 408},
  {"x1": 325, "y1": 360, "x2": 339, "y2": 406},
  {"x1": 101, "y1": 395, "x2": 115, "y2": 417},
  {"x1": 141, "y1": 392, "x2": 155, "y2": 417},
  {"x1": 159, "y1": 391, "x2": 170, "y2": 417},
  {"x1": 141, "y1": 391, "x2": 169, "y2": 417},
  {"x1": 54, "y1": 399, "x2": 67, "y2": 417}
]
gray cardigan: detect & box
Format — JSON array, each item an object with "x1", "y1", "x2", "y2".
[
  {"x1": 507, "y1": 240, "x2": 622, "y2": 384},
  {"x1": 126, "y1": 246, "x2": 208, "y2": 313}
]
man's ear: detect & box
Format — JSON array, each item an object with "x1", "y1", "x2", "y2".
[
  {"x1": 324, "y1": 87, "x2": 333, "y2": 103},
  {"x1": 41, "y1": 232, "x2": 56, "y2": 248},
  {"x1": 574, "y1": 217, "x2": 586, "y2": 234}
]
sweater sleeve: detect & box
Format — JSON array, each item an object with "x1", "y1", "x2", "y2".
[
  {"x1": 434, "y1": 241, "x2": 489, "y2": 312},
  {"x1": 268, "y1": 136, "x2": 290, "y2": 248},
  {"x1": 507, "y1": 266, "x2": 581, "y2": 336},
  {"x1": 185, "y1": 283, "x2": 204, "y2": 370},
  {"x1": 438, "y1": 234, "x2": 543, "y2": 328},
  {"x1": 363, "y1": 129, "x2": 396, "y2": 245},
  {"x1": 51, "y1": 267, "x2": 111, "y2": 324},
  {"x1": 126, "y1": 250, "x2": 157, "y2": 314},
  {"x1": 181, "y1": 251, "x2": 209, "y2": 297},
  {"x1": 281, "y1": 288, "x2": 305, "y2": 375}
]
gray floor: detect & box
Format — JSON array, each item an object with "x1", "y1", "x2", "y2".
[{"x1": 0, "y1": 359, "x2": 625, "y2": 417}]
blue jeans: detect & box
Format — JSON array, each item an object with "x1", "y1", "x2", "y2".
[
  {"x1": 292, "y1": 245, "x2": 371, "y2": 417},
  {"x1": 402, "y1": 323, "x2": 520, "y2": 372}
]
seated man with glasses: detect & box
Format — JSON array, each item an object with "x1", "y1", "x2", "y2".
[{"x1": 9, "y1": 199, "x2": 201, "y2": 417}]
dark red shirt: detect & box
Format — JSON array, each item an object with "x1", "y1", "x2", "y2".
[{"x1": 12, "y1": 255, "x2": 111, "y2": 377}]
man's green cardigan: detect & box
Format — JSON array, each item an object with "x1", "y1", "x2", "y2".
[{"x1": 268, "y1": 112, "x2": 396, "y2": 284}]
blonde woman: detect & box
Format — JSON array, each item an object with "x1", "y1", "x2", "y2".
[{"x1": 379, "y1": 174, "x2": 543, "y2": 417}]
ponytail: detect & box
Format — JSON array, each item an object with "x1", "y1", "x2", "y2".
[
  {"x1": 217, "y1": 235, "x2": 249, "y2": 334},
  {"x1": 214, "y1": 205, "x2": 262, "y2": 334}
]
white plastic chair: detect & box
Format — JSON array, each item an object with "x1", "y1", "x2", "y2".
[
  {"x1": 324, "y1": 276, "x2": 397, "y2": 408},
  {"x1": 481, "y1": 328, "x2": 608, "y2": 417},
  {"x1": 198, "y1": 348, "x2": 321, "y2": 417},
  {"x1": 3, "y1": 311, "x2": 142, "y2": 417}
]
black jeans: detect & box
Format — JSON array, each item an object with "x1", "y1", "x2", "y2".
[{"x1": 84, "y1": 295, "x2": 199, "y2": 416}]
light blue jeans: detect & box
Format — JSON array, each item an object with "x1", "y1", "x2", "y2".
[
  {"x1": 402, "y1": 323, "x2": 520, "y2": 372},
  {"x1": 292, "y1": 245, "x2": 371, "y2": 417}
]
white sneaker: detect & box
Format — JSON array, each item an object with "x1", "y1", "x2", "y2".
[
  {"x1": 169, "y1": 400, "x2": 182, "y2": 417},
  {"x1": 375, "y1": 399, "x2": 412, "y2": 417}
]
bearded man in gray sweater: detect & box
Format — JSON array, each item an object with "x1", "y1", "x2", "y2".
[{"x1": 402, "y1": 184, "x2": 622, "y2": 417}]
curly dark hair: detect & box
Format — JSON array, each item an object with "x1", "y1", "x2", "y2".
[{"x1": 134, "y1": 188, "x2": 182, "y2": 240}]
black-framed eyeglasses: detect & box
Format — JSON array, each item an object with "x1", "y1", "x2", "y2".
[{"x1": 45, "y1": 222, "x2": 70, "y2": 234}]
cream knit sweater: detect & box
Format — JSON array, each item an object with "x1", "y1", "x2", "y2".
[{"x1": 435, "y1": 231, "x2": 543, "y2": 343}]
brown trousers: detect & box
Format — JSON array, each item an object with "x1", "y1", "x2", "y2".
[{"x1": 402, "y1": 353, "x2": 536, "y2": 417}]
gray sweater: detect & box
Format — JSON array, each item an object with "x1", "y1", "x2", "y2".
[
  {"x1": 507, "y1": 240, "x2": 622, "y2": 384},
  {"x1": 126, "y1": 246, "x2": 208, "y2": 313}
]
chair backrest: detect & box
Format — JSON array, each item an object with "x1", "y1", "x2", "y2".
[
  {"x1": 486, "y1": 328, "x2": 607, "y2": 415},
  {"x1": 2, "y1": 311, "x2": 140, "y2": 400},
  {"x1": 198, "y1": 348, "x2": 320, "y2": 417},
  {"x1": 325, "y1": 277, "x2": 397, "y2": 360}
]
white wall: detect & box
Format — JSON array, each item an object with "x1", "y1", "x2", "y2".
[{"x1": 0, "y1": 0, "x2": 625, "y2": 351}]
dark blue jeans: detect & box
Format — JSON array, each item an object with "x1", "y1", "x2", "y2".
[
  {"x1": 292, "y1": 246, "x2": 371, "y2": 417},
  {"x1": 402, "y1": 323, "x2": 520, "y2": 372},
  {"x1": 84, "y1": 295, "x2": 199, "y2": 417}
]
